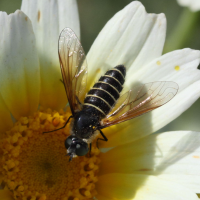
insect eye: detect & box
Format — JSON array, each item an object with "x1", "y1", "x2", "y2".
[
  {"x1": 65, "y1": 135, "x2": 73, "y2": 149},
  {"x1": 75, "y1": 142, "x2": 89, "y2": 156}
]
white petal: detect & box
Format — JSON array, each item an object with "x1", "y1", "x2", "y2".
[
  {"x1": 125, "y1": 48, "x2": 200, "y2": 89},
  {"x1": 100, "y1": 131, "x2": 200, "y2": 193},
  {"x1": 177, "y1": 0, "x2": 200, "y2": 12},
  {"x1": 87, "y1": 1, "x2": 166, "y2": 87},
  {"x1": 97, "y1": 174, "x2": 198, "y2": 200},
  {"x1": 101, "y1": 80, "x2": 200, "y2": 148},
  {"x1": 148, "y1": 80, "x2": 200, "y2": 134},
  {"x1": 21, "y1": 0, "x2": 80, "y2": 109},
  {"x1": 0, "y1": 11, "x2": 40, "y2": 119}
]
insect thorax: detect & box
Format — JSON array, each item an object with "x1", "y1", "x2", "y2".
[{"x1": 72, "y1": 107, "x2": 100, "y2": 139}]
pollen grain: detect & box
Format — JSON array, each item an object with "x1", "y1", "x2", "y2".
[
  {"x1": 156, "y1": 61, "x2": 161, "y2": 65},
  {"x1": 174, "y1": 65, "x2": 180, "y2": 71}
]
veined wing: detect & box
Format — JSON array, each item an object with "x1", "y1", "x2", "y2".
[
  {"x1": 99, "y1": 81, "x2": 178, "y2": 128},
  {"x1": 58, "y1": 28, "x2": 87, "y2": 115}
]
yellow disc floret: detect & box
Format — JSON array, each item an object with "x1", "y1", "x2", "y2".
[{"x1": 1, "y1": 107, "x2": 100, "y2": 200}]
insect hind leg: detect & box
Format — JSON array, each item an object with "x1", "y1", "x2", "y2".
[
  {"x1": 43, "y1": 115, "x2": 73, "y2": 134},
  {"x1": 96, "y1": 129, "x2": 108, "y2": 149}
]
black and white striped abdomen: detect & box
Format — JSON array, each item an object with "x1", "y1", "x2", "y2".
[{"x1": 83, "y1": 65, "x2": 126, "y2": 117}]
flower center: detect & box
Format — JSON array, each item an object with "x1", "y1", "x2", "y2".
[{"x1": 1, "y1": 107, "x2": 100, "y2": 200}]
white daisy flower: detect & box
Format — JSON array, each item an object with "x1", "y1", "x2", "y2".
[{"x1": 0, "y1": 1, "x2": 200, "y2": 200}]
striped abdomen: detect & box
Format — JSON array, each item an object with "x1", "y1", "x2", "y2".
[{"x1": 83, "y1": 65, "x2": 126, "y2": 118}]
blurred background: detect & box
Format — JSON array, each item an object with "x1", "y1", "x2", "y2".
[{"x1": 0, "y1": 0, "x2": 200, "y2": 133}]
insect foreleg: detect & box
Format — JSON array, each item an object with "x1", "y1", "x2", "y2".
[{"x1": 43, "y1": 115, "x2": 73, "y2": 134}]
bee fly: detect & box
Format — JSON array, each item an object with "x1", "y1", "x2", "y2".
[{"x1": 55, "y1": 28, "x2": 178, "y2": 161}]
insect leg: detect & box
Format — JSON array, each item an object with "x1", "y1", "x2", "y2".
[
  {"x1": 96, "y1": 129, "x2": 108, "y2": 149},
  {"x1": 99, "y1": 129, "x2": 108, "y2": 141},
  {"x1": 43, "y1": 115, "x2": 73, "y2": 134},
  {"x1": 76, "y1": 95, "x2": 82, "y2": 106}
]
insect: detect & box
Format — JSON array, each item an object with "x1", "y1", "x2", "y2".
[{"x1": 58, "y1": 28, "x2": 178, "y2": 161}]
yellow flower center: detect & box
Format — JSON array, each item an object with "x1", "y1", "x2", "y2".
[{"x1": 1, "y1": 107, "x2": 101, "y2": 200}]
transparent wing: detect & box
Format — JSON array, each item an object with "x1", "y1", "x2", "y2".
[
  {"x1": 99, "y1": 81, "x2": 178, "y2": 128},
  {"x1": 58, "y1": 28, "x2": 87, "y2": 115}
]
